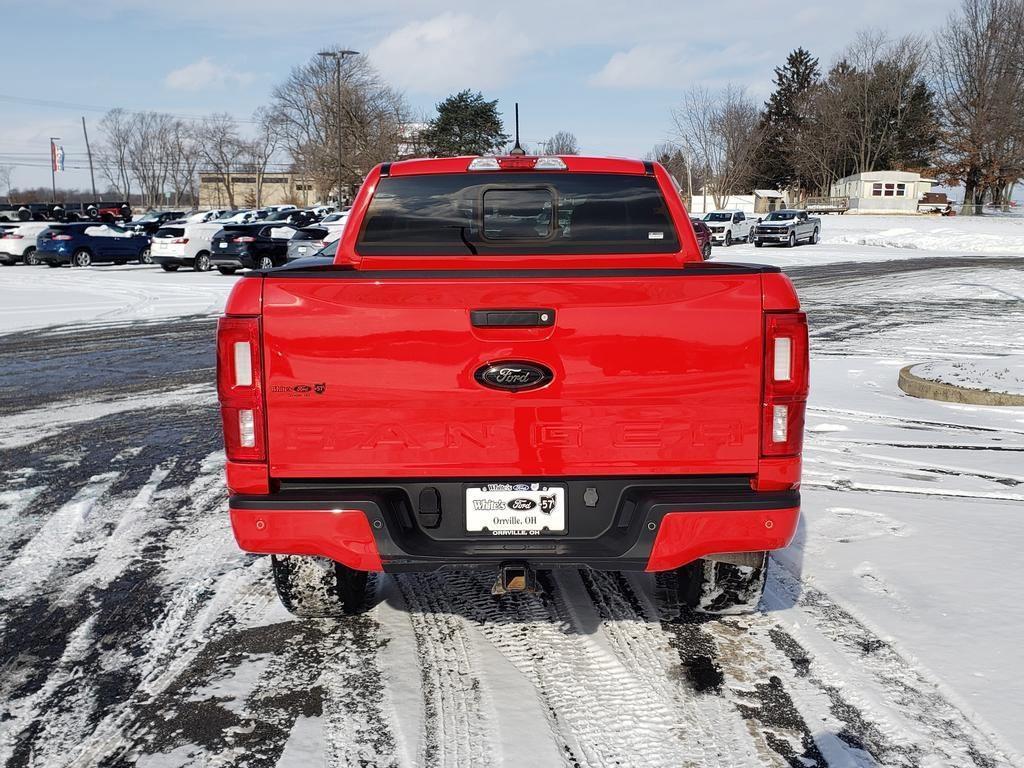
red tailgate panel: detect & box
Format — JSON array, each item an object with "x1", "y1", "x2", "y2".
[{"x1": 262, "y1": 275, "x2": 763, "y2": 478}]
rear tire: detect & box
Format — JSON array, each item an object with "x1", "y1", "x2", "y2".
[
  {"x1": 786, "y1": 231, "x2": 796, "y2": 248},
  {"x1": 258, "y1": 255, "x2": 274, "y2": 270},
  {"x1": 138, "y1": 247, "x2": 152, "y2": 264},
  {"x1": 194, "y1": 252, "x2": 211, "y2": 272},
  {"x1": 160, "y1": 263, "x2": 179, "y2": 272},
  {"x1": 217, "y1": 266, "x2": 237, "y2": 275},
  {"x1": 271, "y1": 554, "x2": 368, "y2": 618},
  {"x1": 72, "y1": 249, "x2": 92, "y2": 267},
  {"x1": 23, "y1": 247, "x2": 39, "y2": 266},
  {"x1": 701, "y1": 242, "x2": 712, "y2": 260},
  {"x1": 670, "y1": 552, "x2": 768, "y2": 615}
]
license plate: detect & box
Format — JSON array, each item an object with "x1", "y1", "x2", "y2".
[
  {"x1": 219, "y1": 242, "x2": 227, "y2": 248},
  {"x1": 465, "y1": 483, "x2": 566, "y2": 535},
  {"x1": 298, "y1": 246, "x2": 307, "y2": 254}
]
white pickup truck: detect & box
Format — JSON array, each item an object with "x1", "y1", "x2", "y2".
[{"x1": 702, "y1": 210, "x2": 757, "y2": 246}]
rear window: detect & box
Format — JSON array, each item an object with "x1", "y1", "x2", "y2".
[
  {"x1": 294, "y1": 227, "x2": 328, "y2": 241},
  {"x1": 356, "y1": 172, "x2": 679, "y2": 255},
  {"x1": 154, "y1": 227, "x2": 185, "y2": 238}
]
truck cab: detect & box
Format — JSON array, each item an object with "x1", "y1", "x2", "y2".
[{"x1": 217, "y1": 155, "x2": 808, "y2": 616}]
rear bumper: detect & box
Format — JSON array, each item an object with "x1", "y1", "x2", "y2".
[
  {"x1": 153, "y1": 255, "x2": 192, "y2": 267},
  {"x1": 228, "y1": 478, "x2": 799, "y2": 573},
  {"x1": 0, "y1": 251, "x2": 19, "y2": 263}
]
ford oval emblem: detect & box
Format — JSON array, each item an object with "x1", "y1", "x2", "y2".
[{"x1": 475, "y1": 360, "x2": 553, "y2": 392}]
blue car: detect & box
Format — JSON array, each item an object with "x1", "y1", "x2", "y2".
[{"x1": 37, "y1": 223, "x2": 152, "y2": 267}]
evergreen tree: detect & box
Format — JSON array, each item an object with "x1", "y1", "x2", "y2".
[
  {"x1": 421, "y1": 90, "x2": 510, "y2": 157},
  {"x1": 753, "y1": 48, "x2": 820, "y2": 189}
]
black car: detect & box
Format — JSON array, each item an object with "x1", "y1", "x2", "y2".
[
  {"x1": 128, "y1": 211, "x2": 188, "y2": 236},
  {"x1": 209, "y1": 223, "x2": 298, "y2": 274}
]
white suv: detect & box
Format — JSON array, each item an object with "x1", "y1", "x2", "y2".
[{"x1": 0, "y1": 222, "x2": 51, "y2": 265}]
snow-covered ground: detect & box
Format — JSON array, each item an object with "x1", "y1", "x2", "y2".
[
  {"x1": 0, "y1": 264, "x2": 237, "y2": 335},
  {"x1": 1, "y1": 214, "x2": 1023, "y2": 766}
]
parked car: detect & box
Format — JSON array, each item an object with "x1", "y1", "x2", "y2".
[
  {"x1": 36, "y1": 222, "x2": 152, "y2": 267},
  {"x1": 209, "y1": 223, "x2": 297, "y2": 274},
  {"x1": 0, "y1": 222, "x2": 51, "y2": 265},
  {"x1": 219, "y1": 210, "x2": 266, "y2": 225},
  {"x1": 152, "y1": 223, "x2": 228, "y2": 272},
  {"x1": 175, "y1": 210, "x2": 229, "y2": 225},
  {"x1": 689, "y1": 217, "x2": 713, "y2": 260},
  {"x1": 128, "y1": 211, "x2": 187, "y2": 236},
  {"x1": 702, "y1": 210, "x2": 757, "y2": 246},
  {"x1": 218, "y1": 154, "x2": 808, "y2": 618},
  {"x1": 286, "y1": 226, "x2": 343, "y2": 261},
  {"x1": 264, "y1": 209, "x2": 319, "y2": 227},
  {"x1": 751, "y1": 209, "x2": 821, "y2": 248}
]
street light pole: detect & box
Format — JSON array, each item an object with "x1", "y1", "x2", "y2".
[{"x1": 317, "y1": 49, "x2": 359, "y2": 207}]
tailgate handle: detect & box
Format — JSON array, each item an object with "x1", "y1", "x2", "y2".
[{"x1": 471, "y1": 309, "x2": 555, "y2": 328}]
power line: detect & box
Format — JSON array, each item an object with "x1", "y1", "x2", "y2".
[{"x1": 0, "y1": 93, "x2": 261, "y2": 125}]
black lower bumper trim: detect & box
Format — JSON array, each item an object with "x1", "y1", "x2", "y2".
[{"x1": 231, "y1": 476, "x2": 798, "y2": 572}]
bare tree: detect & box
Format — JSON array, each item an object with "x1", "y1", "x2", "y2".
[
  {"x1": 98, "y1": 109, "x2": 134, "y2": 200},
  {"x1": 0, "y1": 164, "x2": 12, "y2": 201},
  {"x1": 832, "y1": 30, "x2": 935, "y2": 175},
  {"x1": 934, "y1": 0, "x2": 1024, "y2": 212},
  {"x1": 266, "y1": 51, "x2": 409, "y2": 202},
  {"x1": 197, "y1": 113, "x2": 245, "y2": 209},
  {"x1": 239, "y1": 108, "x2": 283, "y2": 208},
  {"x1": 673, "y1": 86, "x2": 762, "y2": 208},
  {"x1": 542, "y1": 131, "x2": 580, "y2": 155}
]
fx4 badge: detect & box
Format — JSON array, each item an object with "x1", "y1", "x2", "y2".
[{"x1": 475, "y1": 361, "x2": 553, "y2": 392}]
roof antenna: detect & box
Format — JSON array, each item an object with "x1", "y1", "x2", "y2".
[{"x1": 510, "y1": 102, "x2": 526, "y2": 155}]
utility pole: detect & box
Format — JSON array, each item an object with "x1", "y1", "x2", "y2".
[
  {"x1": 317, "y1": 48, "x2": 359, "y2": 206},
  {"x1": 49, "y1": 137, "x2": 61, "y2": 204},
  {"x1": 81, "y1": 117, "x2": 97, "y2": 202}
]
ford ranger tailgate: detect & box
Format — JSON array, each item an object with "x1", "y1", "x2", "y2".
[{"x1": 260, "y1": 269, "x2": 764, "y2": 478}]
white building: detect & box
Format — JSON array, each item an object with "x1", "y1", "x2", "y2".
[
  {"x1": 688, "y1": 189, "x2": 786, "y2": 215},
  {"x1": 830, "y1": 170, "x2": 937, "y2": 214}
]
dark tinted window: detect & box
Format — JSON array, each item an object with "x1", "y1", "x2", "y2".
[
  {"x1": 294, "y1": 227, "x2": 328, "y2": 241},
  {"x1": 154, "y1": 227, "x2": 185, "y2": 238},
  {"x1": 357, "y1": 172, "x2": 679, "y2": 255}
]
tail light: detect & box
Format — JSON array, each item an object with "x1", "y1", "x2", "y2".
[
  {"x1": 54, "y1": 234, "x2": 73, "y2": 241},
  {"x1": 761, "y1": 312, "x2": 809, "y2": 457},
  {"x1": 234, "y1": 236, "x2": 256, "y2": 243},
  {"x1": 171, "y1": 237, "x2": 189, "y2": 244},
  {"x1": 217, "y1": 317, "x2": 265, "y2": 461},
  {"x1": 3, "y1": 233, "x2": 24, "y2": 239}
]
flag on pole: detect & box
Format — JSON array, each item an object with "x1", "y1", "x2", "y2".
[{"x1": 51, "y1": 141, "x2": 65, "y2": 172}]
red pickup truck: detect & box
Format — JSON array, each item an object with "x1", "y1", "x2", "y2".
[{"x1": 217, "y1": 155, "x2": 808, "y2": 617}]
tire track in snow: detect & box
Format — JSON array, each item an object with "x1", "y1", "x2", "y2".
[
  {"x1": 396, "y1": 574, "x2": 497, "y2": 768},
  {"x1": 763, "y1": 566, "x2": 1019, "y2": 767},
  {"x1": 576, "y1": 569, "x2": 765, "y2": 766},
  {"x1": 433, "y1": 570, "x2": 688, "y2": 768}
]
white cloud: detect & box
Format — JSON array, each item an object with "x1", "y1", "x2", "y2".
[
  {"x1": 590, "y1": 44, "x2": 685, "y2": 89},
  {"x1": 368, "y1": 12, "x2": 534, "y2": 93},
  {"x1": 164, "y1": 58, "x2": 254, "y2": 91}
]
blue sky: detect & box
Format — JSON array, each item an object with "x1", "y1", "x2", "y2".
[{"x1": 1, "y1": 0, "x2": 961, "y2": 190}]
